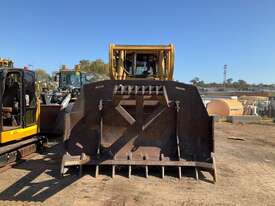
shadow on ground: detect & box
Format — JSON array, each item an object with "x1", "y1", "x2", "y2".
[
  {"x1": 0, "y1": 144, "x2": 79, "y2": 202},
  {"x1": 0, "y1": 143, "x2": 214, "y2": 203}
]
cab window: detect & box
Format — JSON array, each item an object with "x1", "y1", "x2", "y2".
[
  {"x1": 2, "y1": 72, "x2": 22, "y2": 130},
  {"x1": 24, "y1": 71, "x2": 36, "y2": 126}
]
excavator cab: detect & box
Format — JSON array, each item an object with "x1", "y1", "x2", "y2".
[
  {"x1": 0, "y1": 68, "x2": 44, "y2": 167},
  {"x1": 0, "y1": 69, "x2": 37, "y2": 135}
]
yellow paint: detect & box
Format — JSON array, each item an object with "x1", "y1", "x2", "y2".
[
  {"x1": 0, "y1": 58, "x2": 13, "y2": 67},
  {"x1": 0, "y1": 124, "x2": 38, "y2": 144},
  {"x1": 74, "y1": 64, "x2": 81, "y2": 72},
  {"x1": 0, "y1": 69, "x2": 41, "y2": 145},
  {"x1": 109, "y1": 44, "x2": 175, "y2": 81},
  {"x1": 0, "y1": 95, "x2": 41, "y2": 144},
  {"x1": 36, "y1": 97, "x2": 41, "y2": 133}
]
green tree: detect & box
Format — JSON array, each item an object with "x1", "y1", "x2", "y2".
[
  {"x1": 35, "y1": 68, "x2": 50, "y2": 82},
  {"x1": 226, "y1": 78, "x2": 233, "y2": 85},
  {"x1": 237, "y1": 79, "x2": 248, "y2": 90},
  {"x1": 60, "y1": 64, "x2": 68, "y2": 70},
  {"x1": 190, "y1": 77, "x2": 200, "y2": 85},
  {"x1": 232, "y1": 79, "x2": 248, "y2": 90},
  {"x1": 197, "y1": 80, "x2": 205, "y2": 87},
  {"x1": 79, "y1": 59, "x2": 109, "y2": 75},
  {"x1": 190, "y1": 77, "x2": 206, "y2": 87}
]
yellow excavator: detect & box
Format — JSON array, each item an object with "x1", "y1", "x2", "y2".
[{"x1": 0, "y1": 62, "x2": 46, "y2": 168}]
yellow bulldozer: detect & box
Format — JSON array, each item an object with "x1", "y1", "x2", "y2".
[{"x1": 61, "y1": 44, "x2": 216, "y2": 182}]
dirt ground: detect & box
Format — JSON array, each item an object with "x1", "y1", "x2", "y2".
[{"x1": 0, "y1": 122, "x2": 275, "y2": 206}]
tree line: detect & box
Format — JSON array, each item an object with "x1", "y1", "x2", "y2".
[
  {"x1": 190, "y1": 77, "x2": 275, "y2": 90},
  {"x1": 35, "y1": 63, "x2": 274, "y2": 91},
  {"x1": 35, "y1": 59, "x2": 109, "y2": 81}
]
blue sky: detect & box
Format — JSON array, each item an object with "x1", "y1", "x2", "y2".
[{"x1": 1, "y1": 0, "x2": 275, "y2": 84}]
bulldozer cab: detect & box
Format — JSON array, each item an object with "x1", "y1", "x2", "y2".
[
  {"x1": 109, "y1": 44, "x2": 174, "y2": 80},
  {"x1": 0, "y1": 68, "x2": 37, "y2": 138}
]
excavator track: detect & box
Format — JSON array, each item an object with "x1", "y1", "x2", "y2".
[{"x1": 0, "y1": 136, "x2": 47, "y2": 171}]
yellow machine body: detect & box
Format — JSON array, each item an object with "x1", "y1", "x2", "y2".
[
  {"x1": 109, "y1": 44, "x2": 174, "y2": 80},
  {"x1": 0, "y1": 58, "x2": 14, "y2": 68},
  {"x1": 0, "y1": 68, "x2": 40, "y2": 144},
  {"x1": 0, "y1": 125, "x2": 38, "y2": 144}
]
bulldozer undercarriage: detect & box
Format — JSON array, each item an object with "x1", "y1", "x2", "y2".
[{"x1": 61, "y1": 80, "x2": 216, "y2": 182}]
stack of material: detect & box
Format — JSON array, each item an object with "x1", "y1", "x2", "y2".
[
  {"x1": 207, "y1": 99, "x2": 244, "y2": 116},
  {"x1": 239, "y1": 96, "x2": 269, "y2": 116}
]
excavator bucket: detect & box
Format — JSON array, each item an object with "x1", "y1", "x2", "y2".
[
  {"x1": 40, "y1": 93, "x2": 71, "y2": 136},
  {"x1": 40, "y1": 104, "x2": 64, "y2": 135},
  {"x1": 61, "y1": 80, "x2": 216, "y2": 181}
]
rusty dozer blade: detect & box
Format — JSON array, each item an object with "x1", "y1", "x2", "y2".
[{"x1": 61, "y1": 80, "x2": 216, "y2": 182}]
